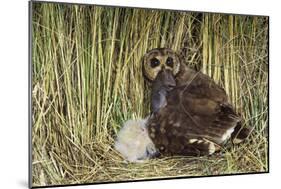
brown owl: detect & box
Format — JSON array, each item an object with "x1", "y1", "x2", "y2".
[{"x1": 143, "y1": 48, "x2": 252, "y2": 156}]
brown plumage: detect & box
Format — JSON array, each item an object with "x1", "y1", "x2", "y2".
[{"x1": 143, "y1": 48, "x2": 251, "y2": 156}]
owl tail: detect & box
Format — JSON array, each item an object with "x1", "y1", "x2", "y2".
[{"x1": 231, "y1": 122, "x2": 253, "y2": 144}]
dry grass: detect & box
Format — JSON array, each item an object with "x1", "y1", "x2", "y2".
[{"x1": 31, "y1": 2, "x2": 268, "y2": 187}]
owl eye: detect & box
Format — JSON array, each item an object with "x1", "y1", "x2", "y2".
[
  {"x1": 150, "y1": 58, "x2": 160, "y2": 68},
  {"x1": 166, "y1": 57, "x2": 173, "y2": 67}
]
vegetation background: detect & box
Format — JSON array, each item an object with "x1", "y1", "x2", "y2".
[{"x1": 31, "y1": 2, "x2": 268, "y2": 187}]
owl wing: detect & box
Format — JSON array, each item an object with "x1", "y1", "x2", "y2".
[{"x1": 147, "y1": 71, "x2": 242, "y2": 156}]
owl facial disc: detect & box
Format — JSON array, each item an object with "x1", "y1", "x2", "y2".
[{"x1": 143, "y1": 48, "x2": 181, "y2": 81}]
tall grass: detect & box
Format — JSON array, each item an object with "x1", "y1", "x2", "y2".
[{"x1": 31, "y1": 2, "x2": 268, "y2": 187}]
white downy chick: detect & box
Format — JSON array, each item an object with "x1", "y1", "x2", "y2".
[{"x1": 114, "y1": 118, "x2": 158, "y2": 163}]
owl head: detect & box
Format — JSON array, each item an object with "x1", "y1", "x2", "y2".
[{"x1": 143, "y1": 48, "x2": 181, "y2": 82}]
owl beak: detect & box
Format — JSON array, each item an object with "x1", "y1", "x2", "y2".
[{"x1": 158, "y1": 69, "x2": 176, "y2": 88}]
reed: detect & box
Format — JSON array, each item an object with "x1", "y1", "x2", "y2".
[{"x1": 31, "y1": 2, "x2": 268, "y2": 187}]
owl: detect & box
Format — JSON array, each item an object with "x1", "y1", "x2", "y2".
[
  {"x1": 114, "y1": 118, "x2": 159, "y2": 163},
  {"x1": 143, "y1": 48, "x2": 252, "y2": 156}
]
